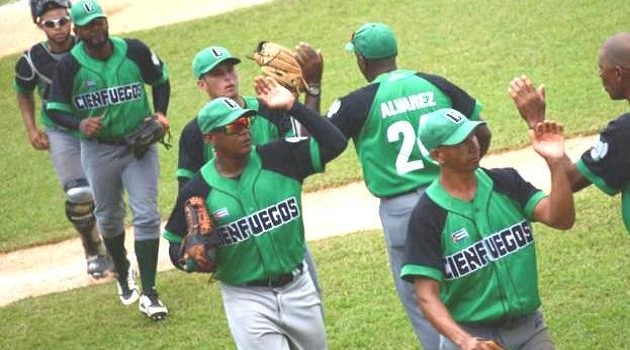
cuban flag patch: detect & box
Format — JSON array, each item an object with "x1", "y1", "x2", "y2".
[
  {"x1": 452, "y1": 228, "x2": 469, "y2": 243},
  {"x1": 213, "y1": 207, "x2": 229, "y2": 220}
]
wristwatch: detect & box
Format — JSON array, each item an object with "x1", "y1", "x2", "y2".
[{"x1": 306, "y1": 84, "x2": 321, "y2": 97}]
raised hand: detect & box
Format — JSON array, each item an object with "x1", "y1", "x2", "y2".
[
  {"x1": 254, "y1": 76, "x2": 296, "y2": 110},
  {"x1": 508, "y1": 74, "x2": 546, "y2": 129},
  {"x1": 529, "y1": 120, "x2": 565, "y2": 162},
  {"x1": 295, "y1": 42, "x2": 323, "y2": 87}
]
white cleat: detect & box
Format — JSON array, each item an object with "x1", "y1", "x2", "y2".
[
  {"x1": 116, "y1": 266, "x2": 139, "y2": 306},
  {"x1": 139, "y1": 288, "x2": 168, "y2": 321}
]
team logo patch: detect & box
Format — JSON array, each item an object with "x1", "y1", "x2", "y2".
[
  {"x1": 327, "y1": 99, "x2": 341, "y2": 119},
  {"x1": 452, "y1": 228, "x2": 469, "y2": 243},
  {"x1": 150, "y1": 50, "x2": 160, "y2": 67},
  {"x1": 82, "y1": 1, "x2": 96, "y2": 13},
  {"x1": 589, "y1": 136, "x2": 609, "y2": 161},
  {"x1": 222, "y1": 98, "x2": 239, "y2": 110},
  {"x1": 445, "y1": 110, "x2": 465, "y2": 124},
  {"x1": 213, "y1": 208, "x2": 229, "y2": 220},
  {"x1": 210, "y1": 47, "x2": 224, "y2": 58}
]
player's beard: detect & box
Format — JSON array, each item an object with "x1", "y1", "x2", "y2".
[{"x1": 84, "y1": 29, "x2": 110, "y2": 51}]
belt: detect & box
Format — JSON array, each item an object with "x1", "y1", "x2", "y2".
[
  {"x1": 244, "y1": 263, "x2": 304, "y2": 288},
  {"x1": 92, "y1": 137, "x2": 127, "y2": 145},
  {"x1": 472, "y1": 314, "x2": 525, "y2": 329}
]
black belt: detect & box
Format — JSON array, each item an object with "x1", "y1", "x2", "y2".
[
  {"x1": 244, "y1": 263, "x2": 304, "y2": 288},
  {"x1": 92, "y1": 137, "x2": 127, "y2": 145},
  {"x1": 471, "y1": 314, "x2": 525, "y2": 328}
]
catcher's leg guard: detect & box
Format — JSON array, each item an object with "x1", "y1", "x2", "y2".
[{"x1": 64, "y1": 179, "x2": 107, "y2": 258}]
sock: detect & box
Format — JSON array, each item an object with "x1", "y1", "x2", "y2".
[
  {"x1": 103, "y1": 232, "x2": 129, "y2": 281},
  {"x1": 135, "y1": 239, "x2": 160, "y2": 294}
]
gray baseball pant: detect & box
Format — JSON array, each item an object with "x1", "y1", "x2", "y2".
[
  {"x1": 439, "y1": 309, "x2": 554, "y2": 350},
  {"x1": 79, "y1": 140, "x2": 161, "y2": 240},
  {"x1": 46, "y1": 128, "x2": 86, "y2": 187},
  {"x1": 220, "y1": 263, "x2": 327, "y2": 350},
  {"x1": 379, "y1": 186, "x2": 441, "y2": 350}
]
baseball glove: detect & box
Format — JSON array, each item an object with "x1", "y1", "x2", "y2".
[
  {"x1": 251, "y1": 41, "x2": 308, "y2": 94},
  {"x1": 122, "y1": 114, "x2": 171, "y2": 159},
  {"x1": 178, "y1": 197, "x2": 220, "y2": 273},
  {"x1": 482, "y1": 339, "x2": 505, "y2": 350}
]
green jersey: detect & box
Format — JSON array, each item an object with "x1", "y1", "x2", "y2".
[
  {"x1": 401, "y1": 168, "x2": 546, "y2": 323},
  {"x1": 176, "y1": 96, "x2": 293, "y2": 181},
  {"x1": 164, "y1": 138, "x2": 323, "y2": 285},
  {"x1": 575, "y1": 112, "x2": 630, "y2": 233},
  {"x1": 47, "y1": 37, "x2": 168, "y2": 140},
  {"x1": 328, "y1": 70, "x2": 482, "y2": 197}
]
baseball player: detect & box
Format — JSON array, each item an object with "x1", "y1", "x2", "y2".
[
  {"x1": 13, "y1": 0, "x2": 112, "y2": 280},
  {"x1": 46, "y1": 0, "x2": 170, "y2": 321},
  {"x1": 328, "y1": 22, "x2": 492, "y2": 348},
  {"x1": 177, "y1": 45, "x2": 325, "y2": 302},
  {"x1": 510, "y1": 32, "x2": 630, "y2": 235},
  {"x1": 401, "y1": 109, "x2": 574, "y2": 350},
  {"x1": 163, "y1": 77, "x2": 347, "y2": 349}
]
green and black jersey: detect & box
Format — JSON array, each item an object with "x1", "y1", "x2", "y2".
[
  {"x1": 47, "y1": 36, "x2": 168, "y2": 139},
  {"x1": 327, "y1": 69, "x2": 482, "y2": 198},
  {"x1": 164, "y1": 137, "x2": 323, "y2": 285},
  {"x1": 177, "y1": 96, "x2": 293, "y2": 182},
  {"x1": 575, "y1": 112, "x2": 630, "y2": 233},
  {"x1": 401, "y1": 168, "x2": 546, "y2": 323},
  {"x1": 13, "y1": 38, "x2": 79, "y2": 135}
]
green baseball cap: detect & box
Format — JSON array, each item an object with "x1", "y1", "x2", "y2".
[
  {"x1": 192, "y1": 46, "x2": 241, "y2": 79},
  {"x1": 71, "y1": 0, "x2": 106, "y2": 27},
  {"x1": 197, "y1": 97, "x2": 255, "y2": 134},
  {"x1": 418, "y1": 108, "x2": 486, "y2": 151},
  {"x1": 345, "y1": 22, "x2": 398, "y2": 59}
]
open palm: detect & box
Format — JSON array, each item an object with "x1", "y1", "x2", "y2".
[
  {"x1": 529, "y1": 120, "x2": 565, "y2": 160},
  {"x1": 254, "y1": 76, "x2": 295, "y2": 110}
]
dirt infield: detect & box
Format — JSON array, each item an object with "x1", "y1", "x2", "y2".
[{"x1": 0, "y1": 0, "x2": 599, "y2": 307}]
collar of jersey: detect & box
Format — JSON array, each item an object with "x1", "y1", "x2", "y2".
[
  {"x1": 200, "y1": 148, "x2": 260, "y2": 195},
  {"x1": 426, "y1": 168, "x2": 493, "y2": 220}
]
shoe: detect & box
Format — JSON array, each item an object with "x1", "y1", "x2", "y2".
[
  {"x1": 87, "y1": 255, "x2": 113, "y2": 280},
  {"x1": 116, "y1": 266, "x2": 139, "y2": 306},
  {"x1": 139, "y1": 288, "x2": 168, "y2": 321}
]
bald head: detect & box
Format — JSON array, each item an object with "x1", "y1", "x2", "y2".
[{"x1": 601, "y1": 32, "x2": 630, "y2": 68}]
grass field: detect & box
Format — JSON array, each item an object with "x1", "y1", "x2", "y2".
[
  {"x1": 0, "y1": 0, "x2": 628, "y2": 251},
  {"x1": 1, "y1": 190, "x2": 629, "y2": 349}
]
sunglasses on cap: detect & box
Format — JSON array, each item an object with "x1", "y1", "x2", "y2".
[
  {"x1": 212, "y1": 116, "x2": 253, "y2": 135},
  {"x1": 41, "y1": 16, "x2": 70, "y2": 28}
]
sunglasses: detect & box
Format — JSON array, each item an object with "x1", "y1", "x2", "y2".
[
  {"x1": 213, "y1": 116, "x2": 253, "y2": 135},
  {"x1": 41, "y1": 16, "x2": 70, "y2": 29}
]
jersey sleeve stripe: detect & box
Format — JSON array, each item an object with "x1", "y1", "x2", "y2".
[
  {"x1": 400, "y1": 264, "x2": 443, "y2": 283},
  {"x1": 176, "y1": 168, "x2": 195, "y2": 181},
  {"x1": 13, "y1": 79, "x2": 33, "y2": 93},
  {"x1": 523, "y1": 191, "x2": 547, "y2": 219},
  {"x1": 470, "y1": 102, "x2": 483, "y2": 121},
  {"x1": 575, "y1": 158, "x2": 618, "y2": 195},
  {"x1": 46, "y1": 101, "x2": 73, "y2": 113},
  {"x1": 162, "y1": 229, "x2": 184, "y2": 243},
  {"x1": 309, "y1": 138, "x2": 323, "y2": 173},
  {"x1": 153, "y1": 64, "x2": 169, "y2": 85}
]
